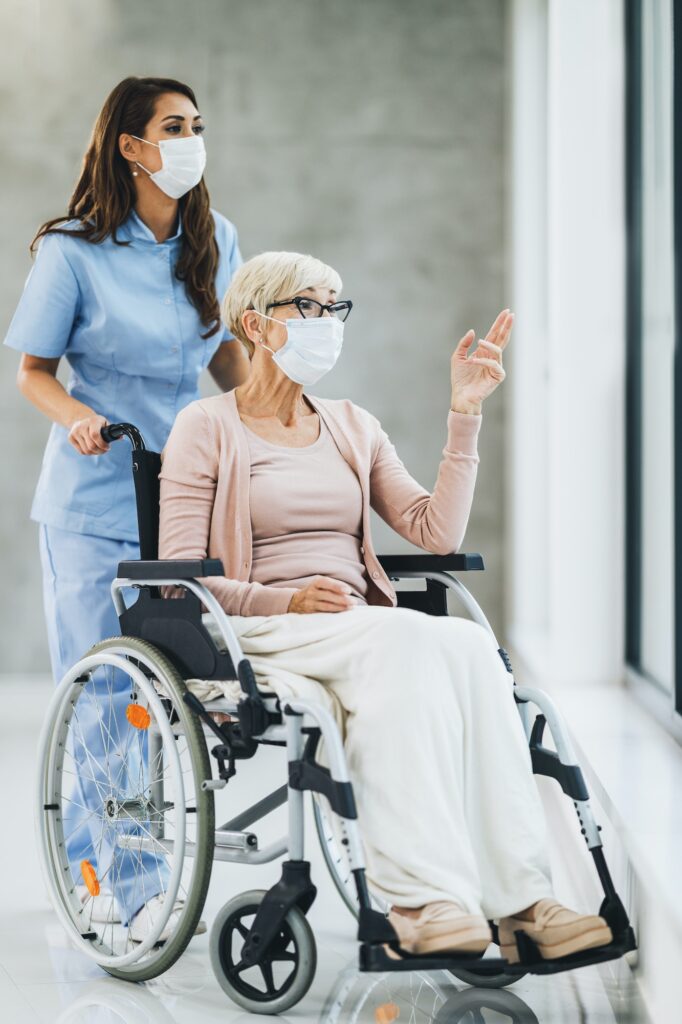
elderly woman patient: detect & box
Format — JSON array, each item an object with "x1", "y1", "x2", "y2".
[{"x1": 158, "y1": 250, "x2": 612, "y2": 963}]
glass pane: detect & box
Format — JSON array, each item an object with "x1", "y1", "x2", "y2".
[
  {"x1": 639, "y1": 0, "x2": 675, "y2": 692},
  {"x1": 296, "y1": 298, "x2": 323, "y2": 318},
  {"x1": 330, "y1": 302, "x2": 352, "y2": 321}
]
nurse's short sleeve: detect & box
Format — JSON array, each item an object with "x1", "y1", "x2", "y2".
[
  {"x1": 3, "y1": 233, "x2": 80, "y2": 358},
  {"x1": 219, "y1": 224, "x2": 243, "y2": 343}
]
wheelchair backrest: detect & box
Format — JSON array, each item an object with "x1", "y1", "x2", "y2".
[
  {"x1": 132, "y1": 448, "x2": 162, "y2": 559},
  {"x1": 124, "y1": 446, "x2": 239, "y2": 682}
]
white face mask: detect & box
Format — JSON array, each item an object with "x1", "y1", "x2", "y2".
[
  {"x1": 258, "y1": 313, "x2": 345, "y2": 385},
  {"x1": 132, "y1": 134, "x2": 206, "y2": 199}
]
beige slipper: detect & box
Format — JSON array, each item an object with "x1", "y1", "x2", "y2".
[
  {"x1": 385, "y1": 901, "x2": 492, "y2": 957},
  {"x1": 498, "y1": 898, "x2": 613, "y2": 963}
]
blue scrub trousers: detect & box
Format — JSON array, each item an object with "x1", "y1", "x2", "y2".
[{"x1": 39, "y1": 523, "x2": 170, "y2": 924}]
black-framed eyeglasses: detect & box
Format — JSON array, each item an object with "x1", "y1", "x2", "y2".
[{"x1": 265, "y1": 296, "x2": 353, "y2": 322}]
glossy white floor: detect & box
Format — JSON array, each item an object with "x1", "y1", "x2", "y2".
[{"x1": 0, "y1": 677, "x2": 649, "y2": 1024}]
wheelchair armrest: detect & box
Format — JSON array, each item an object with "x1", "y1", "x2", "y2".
[
  {"x1": 117, "y1": 559, "x2": 225, "y2": 580},
  {"x1": 377, "y1": 553, "x2": 484, "y2": 575}
]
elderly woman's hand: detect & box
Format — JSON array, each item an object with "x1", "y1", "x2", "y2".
[
  {"x1": 288, "y1": 576, "x2": 356, "y2": 614},
  {"x1": 450, "y1": 309, "x2": 514, "y2": 414}
]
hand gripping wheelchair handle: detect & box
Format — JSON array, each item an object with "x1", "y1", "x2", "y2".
[{"x1": 101, "y1": 422, "x2": 147, "y2": 449}]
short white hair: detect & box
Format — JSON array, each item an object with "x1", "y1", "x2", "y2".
[{"x1": 221, "y1": 251, "x2": 343, "y2": 357}]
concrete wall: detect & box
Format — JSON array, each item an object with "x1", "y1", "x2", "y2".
[{"x1": 0, "y1": 0, "x2": 507, "y2": 674}]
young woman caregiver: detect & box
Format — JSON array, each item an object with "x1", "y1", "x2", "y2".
[{"x1": 4, "y1": 76, "x2": 248, "y2": 942}]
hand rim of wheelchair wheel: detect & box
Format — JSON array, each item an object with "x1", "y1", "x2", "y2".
[
  {"x1": 36, "y1": 637, "x2": 214, "y2": 977},
  {"x1": 310, "y1": 732, "x2": 388, "y2": 919},
  {"x1": 209, "y1": 889, "x2": 317, "y2": 1015}
]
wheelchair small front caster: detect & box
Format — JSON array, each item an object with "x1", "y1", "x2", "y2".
[{"x1": 209, "y1": 889, "x2": 317, "y2": 1014}]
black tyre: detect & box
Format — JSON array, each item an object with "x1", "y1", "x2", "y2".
[
  {"x1": 37, "y1": 636, "x2": 215, "y2": 983},
  {"x1": 209, "y1": 889, "x2": 317, "y2": 1014}
]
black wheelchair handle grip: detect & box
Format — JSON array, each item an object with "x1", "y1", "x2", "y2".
[
  {"x1": 101, "y1": 424, "x2": 125, "y2": 443},
  {"x1": 100, "y1": 422, "x2": 147, "y2": 450}
]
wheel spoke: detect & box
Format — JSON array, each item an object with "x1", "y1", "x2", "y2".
[
  {"x1": 62, "y1": 805, "x2": 105, "y2": 845},
  {"x1": 259, "y1": 959, "x2": 276, "y2": 995},
  {"x1": 43, "y1": 646, "x2": 212, "y2": 973}
]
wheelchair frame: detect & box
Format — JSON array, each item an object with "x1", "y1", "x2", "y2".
[
  {"x1": 110, "y1": 561, "x2": 637, "y2": 982},
  {"x1": 37, "y1": 421, "x2": 637, "y2": 1011}
]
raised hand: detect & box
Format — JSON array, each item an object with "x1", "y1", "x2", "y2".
[{"x1": 450, "y1": 309, "x2": 514, "y2": 413}]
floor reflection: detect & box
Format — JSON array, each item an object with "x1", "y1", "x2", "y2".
[
  {"x1": 54, "y1": 979, "x2": 178, "y2": 1024},
  {"x1": 48, "y1": 971, "x2": 542, "y2": 1024},
  {"x1": 434, "y1": 987, "x2": 540, "y2": 1024},
  {"x1": 47, "y1": 956, "x2": 647, "y2": 1024},
  {"x1": 322, "y1": 967, "x2": 543, "y2": 1024},
  {"x1": 320, "y1": 961, "x2": 646, "y2": 1024}
]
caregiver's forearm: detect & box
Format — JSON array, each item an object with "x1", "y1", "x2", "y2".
[{"x1": 17, "y1": 358, "x2": 96, "y2": 428}]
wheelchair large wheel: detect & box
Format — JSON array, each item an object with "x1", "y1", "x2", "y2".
[
  {"x1": 210, "y1": 889, "x2": 317, "y2": 1014},
  {"x1": 36, "y1": 636, "x2": 215, "y2": 982},
  {"x1": 312, "y1": 792, "x2": 388, "y2": 917}
]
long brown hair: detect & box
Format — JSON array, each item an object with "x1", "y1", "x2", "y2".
[{"x1": 31, "y1": 76, "x2": 221, "y2": 338}]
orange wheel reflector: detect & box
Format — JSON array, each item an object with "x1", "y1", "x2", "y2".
[
  {"x1": 81, "y1": 860, "x2": 100, "y2": 897},
  {"x1": 375, "y1": 1004, "x2": 400, "y2": 1024},
  {"x1": 126, "y1": 703, "x2": 151, "y2": 730}
]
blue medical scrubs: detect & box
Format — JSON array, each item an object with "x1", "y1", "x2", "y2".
[{"x1": 4, "y1": 207, "x2": 242, "y2": 922}]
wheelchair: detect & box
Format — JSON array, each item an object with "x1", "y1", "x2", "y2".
[{"x1": 35, "y1": 421, "x2": 637, "y2": 1014}]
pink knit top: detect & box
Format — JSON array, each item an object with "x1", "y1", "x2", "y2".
[
  {"x1": 243, "y1": 417, "x2": 370, "y2": 602},
  {"x1": 158, "y1": 390, "x2": 482, "y2": 617}
]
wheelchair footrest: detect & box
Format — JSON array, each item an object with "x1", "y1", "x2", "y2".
[
  {"x1": 360, "y1": 943, "x2": 509, "y2": 975},
  {"x1": 359, "y1": 929, "x2": 637, "y2": 975}
]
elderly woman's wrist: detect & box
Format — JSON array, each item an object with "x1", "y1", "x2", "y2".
[{"x1": 450, "y1": 401, "x2": 482, "y2": 416}]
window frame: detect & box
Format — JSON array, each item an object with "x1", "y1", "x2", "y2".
[
  {"x1": 624, "y1": 0, "x2": 681, "y2": 719},
  {"x1": 674, "y1": 0, "x2": 682, "y2": 714}
]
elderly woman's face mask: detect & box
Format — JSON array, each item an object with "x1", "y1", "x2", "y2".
[{"x1": 257, "y1": 313, "x2": 345, "y2": 385}]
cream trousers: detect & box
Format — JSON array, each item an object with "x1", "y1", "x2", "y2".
[{"x1": 202, "y1": 605, "x2": 554, "y2": 920}]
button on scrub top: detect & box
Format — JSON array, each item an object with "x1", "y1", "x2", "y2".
[{"x1": 4, "y1": 208, "x2": 242, "y2": 541}]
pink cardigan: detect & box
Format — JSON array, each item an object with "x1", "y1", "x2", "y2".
[{"x1": 158, "y1": 390, "x2": 482, "y2": 616}]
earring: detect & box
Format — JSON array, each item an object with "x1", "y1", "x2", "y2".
[{"x1": 132, "y1": 169, "x2": 138, "y2": 177}]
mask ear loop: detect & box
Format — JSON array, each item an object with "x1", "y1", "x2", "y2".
[
  {"x1": 130, "y1": 135, "x2": 159, "y2": 178},
  {"x1": 255, "y1": 311, "x2": 283, "y2": 355}
]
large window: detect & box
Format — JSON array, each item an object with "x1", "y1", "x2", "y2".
[{"x1": 625, "y1": 0, "x2": 677, "y2": 710}]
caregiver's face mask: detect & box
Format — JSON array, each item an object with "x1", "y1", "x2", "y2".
[
  {"x1": 132, "y1": 134, "x2": 206, "y2": 199},
  {"x1": 257, "y1": 312, "x2": 345, "y2": 386}
]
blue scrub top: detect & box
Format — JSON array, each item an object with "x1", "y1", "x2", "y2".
[{"x1": 4, "y1": 208, "x2": 242, "y2": 542}]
